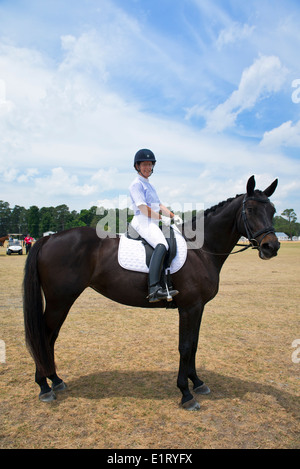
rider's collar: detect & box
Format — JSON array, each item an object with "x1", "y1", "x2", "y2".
[{"x1": 138, "y1": 174, "x2": 150, "y2": 182}]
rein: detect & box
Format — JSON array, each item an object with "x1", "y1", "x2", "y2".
[
  {"x1": 200, "y1": 242, "x2": 252, "y2": 257},
  {"x1": 198, "y1": 194, "x2": 276, "y2": 257}
]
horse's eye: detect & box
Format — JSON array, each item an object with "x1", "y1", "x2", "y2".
[{"x1": 247, "y1": 207, "x2": 253, "y2": 213}]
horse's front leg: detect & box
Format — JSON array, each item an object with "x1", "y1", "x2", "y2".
[
  {"x1": 177, "y1": 303, "x2": 206, "y2": 410},
  {"x1": 187, "y1": 307, "x2": 211, "y2": 397}
]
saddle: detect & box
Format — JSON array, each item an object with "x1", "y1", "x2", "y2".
[
  {"x1": 118, "y1": 223, "x2": 187, "y2": 275},
  {"x1": 126, "y1": 223, "x2": 177, "y2": 270}
]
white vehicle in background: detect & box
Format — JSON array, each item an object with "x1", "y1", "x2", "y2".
[{"x1": 6, "y1": 239, "x2": 23, "y2": 255}]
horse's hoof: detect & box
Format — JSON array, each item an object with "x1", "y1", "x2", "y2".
[
  {"x1": 52, "y1": 381, "x2": 67, "y2": 393},
  {"x1": 39, "y1": 390, "x2": 56, "y2": 402},
  {"x1": 182, "y1": 398, "x2": 201, "y2": 411},
  {"x1": 194, "y1": 383, "x2": 211, "y2": 395}
]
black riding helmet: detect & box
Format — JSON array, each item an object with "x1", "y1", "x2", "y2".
[{"x1": 134, "y1": 149, "x2": 156, "y2": 172}]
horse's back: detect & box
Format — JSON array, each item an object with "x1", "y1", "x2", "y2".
[
  {"x1": 37, "y1": 227, "x2": 107, "y2": 299},
  {"x1": 42, "y1": 226, "x2": 99, "y2": 248}
]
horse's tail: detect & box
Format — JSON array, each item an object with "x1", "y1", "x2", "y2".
[{"x1": 23, "y1": 237, "x2": 54, "y2": 376}]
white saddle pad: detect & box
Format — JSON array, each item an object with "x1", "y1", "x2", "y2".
[{"x1": 118, "y1": 228, "x2": 187, "y2": 274}]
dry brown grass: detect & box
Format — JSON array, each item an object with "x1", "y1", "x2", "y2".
[{"x1": 0, "y1": 243, "x2": 299, "y2": 449}]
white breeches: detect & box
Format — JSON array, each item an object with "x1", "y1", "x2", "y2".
[{"x1": 131, "y1": 214, "x2": 169, "y2": 250}]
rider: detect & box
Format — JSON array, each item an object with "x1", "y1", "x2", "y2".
[{"x1": 129, "y1": 149, "x2": 181, "y2": 303}]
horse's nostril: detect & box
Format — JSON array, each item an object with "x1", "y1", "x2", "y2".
[{"x1": 261, "y1": 241, "x2": 279, "y2": 258}]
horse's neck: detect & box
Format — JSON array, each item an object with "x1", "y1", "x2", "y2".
[{"x1": 202, "y1": 196, "x2": 242, "y2": 267}]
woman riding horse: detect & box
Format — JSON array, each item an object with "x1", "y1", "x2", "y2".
[{"x1": 129, "y1": 149, "x2": 181, "y2": 303}]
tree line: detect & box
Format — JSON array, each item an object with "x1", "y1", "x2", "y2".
[
  {"x1": 0, "y1": 200, "x2": 299, "y2": 239},
  {"x1": 0, "y1": 201, "x2": 134, "y2": 239}
]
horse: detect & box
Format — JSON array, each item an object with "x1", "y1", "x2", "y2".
[
  {"x1": 0, "y1": 235, "x2": 9, "y2": 247},
  {"x1": 23, "y1": 176, "x2": 280, "y2": 410}
]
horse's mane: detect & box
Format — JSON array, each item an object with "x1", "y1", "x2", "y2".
[
  {"x1": 187, "y1": 190, "x2": 266, "y2": 226},
  {"x1": 204, "y1": 189, "x2": 266, "y2": 217},
  {"x1": 204, "y1": 195, "x2": 241, "y2": 217}
]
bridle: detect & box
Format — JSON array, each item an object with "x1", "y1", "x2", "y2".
[{"x1": 241, "y1": 194, "x2": 275, "y2": 250}]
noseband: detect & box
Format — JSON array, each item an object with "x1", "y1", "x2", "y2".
[{"x1": 241, "y1": 195, "x2": 275, "y2": 250}]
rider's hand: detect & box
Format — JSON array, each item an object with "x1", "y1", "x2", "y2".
[{"x1": 161, "y1": 216, "x2": 172, "y2": 226}]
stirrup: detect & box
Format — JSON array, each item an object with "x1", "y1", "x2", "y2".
[
  {"x1": 163, "y1": 267, "x2": 179, "y2": 302},
  {"x1": 147, "y1": 285, "x2": 169, "y2": 303},
  {"x1": 164, "y1": 283, "x2": 179, "y2": 302},
  {"x1": 148, "y1": 285, "x2": 179, "y2": 303},
  {"x1": 162, "y1": 275, "x2": 179, "y2": 302}
]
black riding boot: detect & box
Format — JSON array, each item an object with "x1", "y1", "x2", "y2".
[{"x1": 148, "y1": 244, "x2": 179, "y2": 303}]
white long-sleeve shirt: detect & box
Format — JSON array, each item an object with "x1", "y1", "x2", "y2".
[{"x1": 129, "y1": 175, "x2": 161, "y2": 216}]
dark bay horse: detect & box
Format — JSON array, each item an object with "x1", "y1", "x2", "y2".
[
  {"x1": 23, "y1": 176, "x2": 280, "y2": 410},
  {"x1": 0, "y1": 235, "x2": 9, "y2": 246}
]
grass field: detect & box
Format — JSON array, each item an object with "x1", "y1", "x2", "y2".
[{"x1": 0, "y1": 242, "x2": 299, "y2": 449}]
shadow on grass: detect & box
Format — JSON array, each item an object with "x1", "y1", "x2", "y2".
[{"x1": 62, "y1": 369, "x2": 299, "y2": 417}]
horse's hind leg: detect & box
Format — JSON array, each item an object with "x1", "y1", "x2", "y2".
[
  {"x1": 35, "y1": 363, "x2": 67, "y2": 403},
  {"x1": 35, "y1": 372, "x2": 55, "y2": 402},
  {"x1": 35, "y1": 335, "x2": 67, "y2": 402},
  {"x1": 47, "y1": 331, "x2": 68, "y2": 394},
  {"x1": 36, "y1": 301, "x2": 73, "y2": 402}
]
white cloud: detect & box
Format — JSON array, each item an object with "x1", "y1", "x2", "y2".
[
  {"x1": 59, "y1": 32, "x2": 109, "y2": 82},
  {"x1": 0, "y1": 78, "x2": 14, "y2": 112},
  {"x1": 17, "y1": 168, "x2": 39, "y2": 183},
  {"x1": 95, "y1": 195, "x2": 131, "y2": 211},
  {"x1": 1, "y1": 167, "x2": 38, "y2": 183},
  {"x1": 186, "y1": 55, "x2": 288, "y2": 132},
  {"x1": 3, "y1": 168, "x2": 18, "y2": 182},
  {"x1": 0, "y1": 43, "x2": 52, "y2": 107},
  {"x1": 91, "y1": 168, "x2": 127, "y2": 191},
  {"x1": 216, "y1": 23, "x2": 255, "y2": 49},
  {"x1": 34, "y1": 167, "x2": 96, "y2": 197},
  {"x1": 260, "y1": 120, "x2": 300, "y2": 148}
]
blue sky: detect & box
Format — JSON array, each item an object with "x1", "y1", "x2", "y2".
[{"x1": 0, "y1": 0, "x2": 299, "y2": 219}]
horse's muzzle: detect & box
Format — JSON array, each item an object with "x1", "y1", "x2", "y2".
[{"x1": 259, "y1": 238, "x2": 280, "y2": 259}]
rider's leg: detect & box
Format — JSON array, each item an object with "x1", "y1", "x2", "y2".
[{"x1": 131, "y1": 215, "x2": 179, "y2": 302}]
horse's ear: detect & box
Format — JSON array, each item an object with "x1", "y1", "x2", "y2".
[
  {"x1": 246, "y1": 175, "x2": 256, "y2": 196},
  {"x1": 263, "y1": 179, "x2": 278, "y2": 197}
]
